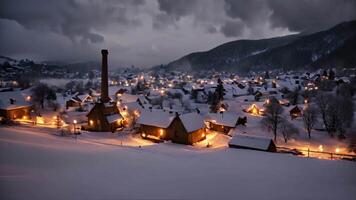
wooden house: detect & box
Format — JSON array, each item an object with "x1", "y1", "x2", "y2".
[
  {"x1": 137, "y1": 110, "x2": 206, "y2": 145},
  {"x1": 205, "y1": 112, "x2": 239, "y2": 134},
  {"x1": 0, "y1": 90, "x2": 32, "y2": 120},
  {"x1": 66, "y1": 94, "x2": 93, "y2": 109},
  {"x1": 136, "y1": 109, "x2": 175, "y2": 140},
  {"x1": 229, "y1": 135, "x2": 277, "y2": 152},
  {"x1": 170, "y1": 112, "x2": 206, "y2": 145},
  {"x1": 289, "y1": 106, "x2": 302, "y2": 119}
]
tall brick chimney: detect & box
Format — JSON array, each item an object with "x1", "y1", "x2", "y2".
[{"x1": 101, "y1": 49, "x2": 110, "y2": 103}]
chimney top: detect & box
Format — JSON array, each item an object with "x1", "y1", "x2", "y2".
[{"x1": 101, "y1": 49, "x2": 108, "y2": 55}]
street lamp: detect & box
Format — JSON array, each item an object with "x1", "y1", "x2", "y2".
[{"x1": 73, "y1": 120, "x2": 77, "y2": 139}]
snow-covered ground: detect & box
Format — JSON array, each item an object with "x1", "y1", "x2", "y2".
[{"x1": 1, "y1": 126, "x2": 355, "y2": 200}]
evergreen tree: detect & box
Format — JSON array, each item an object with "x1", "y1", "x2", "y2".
[{"x1": 210, "y1": 78, "x2": 225, "y2": 112}]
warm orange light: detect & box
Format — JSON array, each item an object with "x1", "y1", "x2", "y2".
[
  {"x1": 318, "y1": 145, "x2": 323, "y2": 152},
  {"x1": 335, "y1": 148, "x2": 340, "y2": 153},
  {"x1": 117, "y1": 119, "x2": 121, "y2": 125},
  {"x1": 248, "y1": 104, "x2": 260, "y2": 116},
  {"x1": 202, "y1": 133, "x2": 205, "y2": 137},
  {"x1": 36, "y1": 116, "x2": 45, "y2": 124},
  {"x1": 26, "y1": 96, "x2": 31, "y2": 101},
  {"x1": 159, "y1": 129, "x2": 164, "y2": 136},
  {"x1": 73, "y1": 120, "x2": 77, "y2": 124},
  {"x1": 89, "y1": 120, "x2": 94, "y2": 125},
  {"x1": 141, "y1": 133, "x2": 146, "y2": 138}
]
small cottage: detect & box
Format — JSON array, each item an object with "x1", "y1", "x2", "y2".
[
  {"x1": 170, "y1": 112, "x2": 206, "y2": 145},
  {"x1": 137, "y1": 110, "x2": 206, "y2": 145},
  {"x1": 205, "y1": 112, "x2": 239, "y2": 134},
  {"x1": 229, "y1": 135, "x2": 277, "y2": 152},
  {"x1": 290, "y1": 106, "x2": 302, "y2": 119},
  {"x1": 136, "y1": 109, "x2": 175, "y2": 140},
  {"x1": 0, "y1": 90, "x2": 32, "y2": 120}
]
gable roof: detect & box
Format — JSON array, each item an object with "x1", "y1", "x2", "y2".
[
  {"x1": 179, "y1": 112, "x2": 205, "y2": 133},
  {"x1": 229, "y1": 135, "x2": 275, "y2": 151},
  {"x1": 136, "y1": 109, "x2": 175, "y2": 128},
  {"x1": 0, "y1": 90, "x2": 31, "y2": 110},
  {"x1": 205, "y1": 112, "x2": 239, "y2": 127}
]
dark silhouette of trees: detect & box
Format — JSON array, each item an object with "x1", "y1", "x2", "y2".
[
  {"x1": 210, "y1": 78, "x2": 225, "y2": 112},
  {"x1": 261, "y1": 101, "x2": 284, "y2": 142},
  {"x1": 302, "y1": 105, "x2": 318, "y2": 139},
  {"x1": 31, "y1": 83, "x2": 57, "y2": 109}
]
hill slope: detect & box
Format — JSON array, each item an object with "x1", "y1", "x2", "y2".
[{"x1": 166, "y1": 20, "x2": 356, "y2": 72}]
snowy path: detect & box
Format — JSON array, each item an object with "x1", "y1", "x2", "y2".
[{"x1": 0, "y1": 126, "x2": 355, "y2": 200}]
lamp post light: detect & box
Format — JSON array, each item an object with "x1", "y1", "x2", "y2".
[{"x1": 73, "y1": 120, "x2": 78, "y2": 139}]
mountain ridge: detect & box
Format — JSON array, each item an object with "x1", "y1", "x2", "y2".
[{"x1": 165, "y1": 20, "x2": 356, "y2": 73}]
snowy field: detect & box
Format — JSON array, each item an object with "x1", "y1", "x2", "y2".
[{"x1": 0, "y1": 126, "x2": 355, "y2": 200}]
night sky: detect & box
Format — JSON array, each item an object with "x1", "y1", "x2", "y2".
[{"x1": 1, "y1": 0, "x2": 355, "y2": 67}]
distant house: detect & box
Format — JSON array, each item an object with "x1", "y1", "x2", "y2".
[
  {"x1": 86, "y1": 102, "x2": 124, "y2": 132},
  {"x1": 289, "y1": 106, "x2": 302, "y2": 119},
  {"x1": 243, "y1": 104, "x2": 263, "y2": 116},
  {"x1": 229, "y1": 135, "x2": 277, "y2": 152},
  {"x1": 137, "y1": 110, "x2": 206, "y2": 145},
  {"x1": 205, "y1": 112, "x2": 239, "y2": 134},
  {"x1": 66, "y1": 94, "x2": 93, "y2": 109},
  {"x1": 0, "y1": 90, "x2": 33, "y2": 120}
]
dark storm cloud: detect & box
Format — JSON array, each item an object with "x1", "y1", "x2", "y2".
[
  {"x1": 267, "y1": 0, "x2": 356, "y2": 32},
  {"x1": 220, "y1": 20, "x2": 245, "y2": 37},
  {"x1": 157, "y1": 0, "x2": 198, "y2": 20},
  {"x1": 222, "y1": 0, "x2": 356, "y2": 37},
  {"x1": 0, "y1": 0, "x2": 355, "y2": 67},
  {"x1": 0, "y1": 0, "x2": 145, "y2": 43}
]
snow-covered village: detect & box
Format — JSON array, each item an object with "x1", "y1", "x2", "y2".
[{"x1": 1, "y1": 1, "x2": 356, "y2": 200}]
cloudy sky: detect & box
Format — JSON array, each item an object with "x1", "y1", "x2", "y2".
[{"x1": 0, "y1": 0, "x2": 355, "y2": 68}]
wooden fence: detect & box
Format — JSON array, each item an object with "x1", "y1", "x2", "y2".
[{"x1": 277, "y1": 146, "x2": 356, "y2": 161}]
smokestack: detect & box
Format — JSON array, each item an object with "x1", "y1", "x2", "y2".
[{"x1": 101, "y1": 49, "x2": 110, "y2": 103}]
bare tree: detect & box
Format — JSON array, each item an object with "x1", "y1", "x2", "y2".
[
  {"x1": 302, "y1": 105, "x2": 318, "y2": 139},
  {"x1": 333, "y1": 96, "x2": 354, "y2": 138},
  {"x1": 280, "y1": 121, "x2": 299, "y2": 143},
  {"x1": 31, "y1": 83, "x2": 56, "y2": 109},
  {"x1": 261, "y1": 101, "x2": 284, "y2": 142},
  {"x1": 315, "y1": 92, "x2": 334, "y2": 136}
]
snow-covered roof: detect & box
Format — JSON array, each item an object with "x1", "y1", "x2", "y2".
[
  {"x1": 136, "y1": 109, "x2": 175, "y2": 128},
  {"x1": 179, "y1": 112, "x2": 205, "y2": 133},
  {"x1": 229, "y1": 135, "x2": 274, "y2": 151},
  {"x1": 0, "y1": 90, "x2": 31, "y2": 110},
  {"x1": 119, "y1": 94, "x2": 139, "y2": 103},
  {"x1": 205, "y1": 112, "x2": 239, "y2": 127},
  {"x1": 106, "y1": 113, "x2": 123, "y2": 123}
]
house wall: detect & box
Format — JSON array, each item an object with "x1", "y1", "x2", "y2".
[
  {"x1": 169, "y1": 118, "x2": 205, "y2": 145},
  {"x1": 66, "y1": 100, "x2": 81, "y2": 108},
  {"x1": 87, "y1": 103, "x2": 123, "y2": 132},
  {"x1": 188, "y1": 129, "x2": 206, "y2": 144},
  {"x1": 0, "y1": 106, "x2": 31, "y2": 120},
  {"x1": 138, "y1": 125, "x2": 170, "y2": 140},
  {"x1": 210, "y1": 123, "x2": 232, "y2": 134}
]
